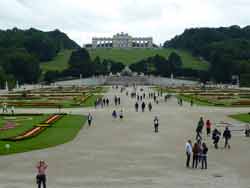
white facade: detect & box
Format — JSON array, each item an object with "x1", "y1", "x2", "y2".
[{"x1": 92, "y1": 32, "x2": 153, "y2": 48}]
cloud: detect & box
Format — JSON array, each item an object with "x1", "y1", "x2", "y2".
[{"x1": 0, "y1": 0, "x2": 250, "y2": 45}]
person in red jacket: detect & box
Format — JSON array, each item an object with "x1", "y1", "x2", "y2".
[{"x1": 206, "y1": 120, "x2": 211, "y2": 137}]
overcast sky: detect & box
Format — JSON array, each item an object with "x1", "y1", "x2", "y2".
[{"x1": 0, "y1": 0, "x2": 250, "y2": 46}]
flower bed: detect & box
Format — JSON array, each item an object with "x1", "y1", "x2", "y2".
[
  {"x1": 5, "y1": 102, "x2": 58, "y2": 107},
  {"x1": 231, "y1": 100, "x2": 250, "y2": 106},
  {"x1": 3, "y1": 114, "x2": 64, "y2": 141}
]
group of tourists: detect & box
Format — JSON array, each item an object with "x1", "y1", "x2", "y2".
[
  {"x1": 112, "y1": 109, "x2": 124, "y2": 120},
  {"x1": 1, "y1": 103, "x2": 15, "y2": 115},
  {"x1": 114, "y1": 96, "x2": 121, "y2": 106},
  {"x1": 195, "y1": 117, "x2": 232, "y2": 149},
  {"x1": 94, "y1": 97, "x2": 110, "y2": 108},
  {"x1": 134, "y1": 101, "x2": 152, "y2": 112},
  {"x1": 185, "y1": 140, "x2": 208, "y2": 169},
  {"x1": 185, "y1": 116, "x2": 233, "y2": 169}
]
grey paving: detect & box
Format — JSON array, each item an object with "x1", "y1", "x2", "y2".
[{"x1": 0, "y1": 86, "x2": 250, "y2": 188}]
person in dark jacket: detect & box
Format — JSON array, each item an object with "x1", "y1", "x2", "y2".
[
  {"x1": 154, "y1": 116, "x2": 159, "y2": 133},
  {"x1": 196, "y1": 117, "x2": 204, "y2": 140},
  {"x1": 223, "y1": 127, "x2": 231, "y2": 149},
  {"x1": 141, "y1": 102, "x2": 146, "y2": 112},
  {"x1": 212, "y1": 128, "x2": 221, "y2": 149},
  {"x1": 135, "y1": 102, "x2": 139, "y2": 112},
  {"x1": 148, "y1": 102, "x2": 152, "y2": 112},
  {"x1": 201, "y1": 143, "x2": 208, "y2": 169},
  {"x1": 192, "y1": 142, "x2": 199, "y2": 168}
]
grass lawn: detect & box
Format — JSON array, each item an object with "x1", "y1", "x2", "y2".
[
  {"x1": 230, "y1": 113, "x2": 250, "y2": 123},
  {"x1": 82, "y1": 95, "x2": 103, "y2": 107},
  {"x1": 88, "y1": 48, "x2": 209, "y2": 70},
  {"x1": 0, "y1": 115, "x2": 86, "y2": 155},
  {"x1": 41, "y1": 48, "x2": 209, "y2": 73},
  {"x1": 41, "y1": 49, "x2": 74, "y2": 72}
]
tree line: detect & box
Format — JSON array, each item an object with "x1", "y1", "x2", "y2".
[
  {"x1": 0, "y1": 28, "x2": 79, "y2": 88},
  {"x1": 44, "y1": 48, "x2": 125, "y2": 83},
  {"x1": 164, "y1": 25, "x2": 250, "y2": 85}
]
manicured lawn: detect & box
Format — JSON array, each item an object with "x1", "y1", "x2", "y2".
[
  {"x1": 88, "y1": 48, "x2": 209, "y2": 70},
  {"x1": 41, "y1": 48, "x2": 209, "y2": 73},
  {"x1": 0, "y1": 115, "x2": 86, "y2": 155},
  {"x1": 41, "y1": 49, "x2": 74, "y2": 72},
  {"x1": 230, "y1": 113, "x2": 250, "y2": 123},
  {"x1": 82, "y1": 95, "x2": 103, "y2": 107}
]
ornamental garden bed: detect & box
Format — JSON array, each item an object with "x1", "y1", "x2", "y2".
[
  {"x1": 0, "y1": 114, "x2": 86, "y2": 155},
  {"x1": 3, "y1": 114, "x2": 64, "y2": 141}
]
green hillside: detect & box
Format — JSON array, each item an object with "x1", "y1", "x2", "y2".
[
  {"x1": 41, "y1": 49, "x2": 74, "y2": 72},
  {"x1": 41, "y1": 48, "x2": 209, "y2": 73},
  {"x1": 88, "y1": 48, "x2": 209, "y2": 70}
]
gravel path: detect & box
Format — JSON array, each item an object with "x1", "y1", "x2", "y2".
[{"x1": 0, "y1": 86, "x2": 249, "y2": 188}]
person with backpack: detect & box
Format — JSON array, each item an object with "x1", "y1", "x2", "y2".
[
  {"x1": 223, "y1": 127, "x2": 231, "y2": 149},
  {"x1": 154, "y1": 116, "x2": 159, "y2": 133},
  {"x1": 119, "y1": 109, "x2": 124, "y2": 120},
  {"x1": 212, "y1": 128, "x2": 221, "y2": 149}
]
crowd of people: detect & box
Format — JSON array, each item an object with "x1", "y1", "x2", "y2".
[
  {"x1": 33, "y1": 85, "x2": 249, "y2": 187},
  {"x1": 1, "y1": 103, "x2": 15, "y2": 115},
  {"x1": 185, "y1": 116, "x2": 234, "y2": 169}
]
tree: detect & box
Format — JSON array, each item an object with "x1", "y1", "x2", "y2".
[
  {"x1": 3, "y1": 51, "x2": 41, "y2": 84},
  {"x1": 68, "y1": 48, "x2": 94, "y2": 77},
  {"x1": 168, "y1": 52, "x2": 182, "y2": 68}
]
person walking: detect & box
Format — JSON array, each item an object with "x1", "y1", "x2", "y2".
[
  {"x1": 141, "y1": 102, "x2": 146, "y2": 112},
  {"x1": 245, "y1": 123, "x2": 250, "y2": 137},
  {"x1": 106, "y1": 98, "x2": 109, "y2": 106},
  {"x1": 192, "y1": 142, "x2": 199, "y2": 168},
  {"x1": 11, "y1": 106, "x2": 15, "y2": 115},
  {"x1": 196, "y1": 117, "x2": 204, "y2": 140},
  {"x1": 148, "y1": 102, "x2": 152, "y2": 112},
  {"x1": 36, "y1": 160, "x2": 48, "y2": 188},
  {"x1": 190, "y1": 99, "x2": 194, "y2": 107},
  {"x1": 223, "y1": 127, "x2": 231, "y2": 149},
  {"x1": 135, "y1": 102, "x2": 139, "y2": 112},
  {"x1": 87, "y1": 113, "x2": 93, "y2": 126},
  {"x1": 201, "y1": 143, "x2": 208, "y2": 169},
  {"x1": 118, "y1": 97, "x2": 121, "y2": 105},
  {"x1": 212, "y1": 128, "x2": 221, "y2": 149},
  {"x1": 206, "y1": 120, "x2": 211, "y2": 136},
  {"x1": 154, "y1": 116, "x2": 159, "y2": 133},
  {"x1": 119, "y1": 110, "x2": 124, "y2": 120},
  {"x1": 185, "y1": 140, "x2": 192, "y2": 168},
  {"x1": 114, "y1": 96, "x2": 118, "y2": 106},
  {"x1": 112, "y1": 110, "x2": 117, "y2": 119}
]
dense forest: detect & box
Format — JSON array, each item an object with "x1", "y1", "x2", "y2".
[
  {"x1": 164, "y1": 25, "x2": 250, "y2": 85},
  {"x1": 0, "y1": 28, "x2": 79, "y2": 88}
]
